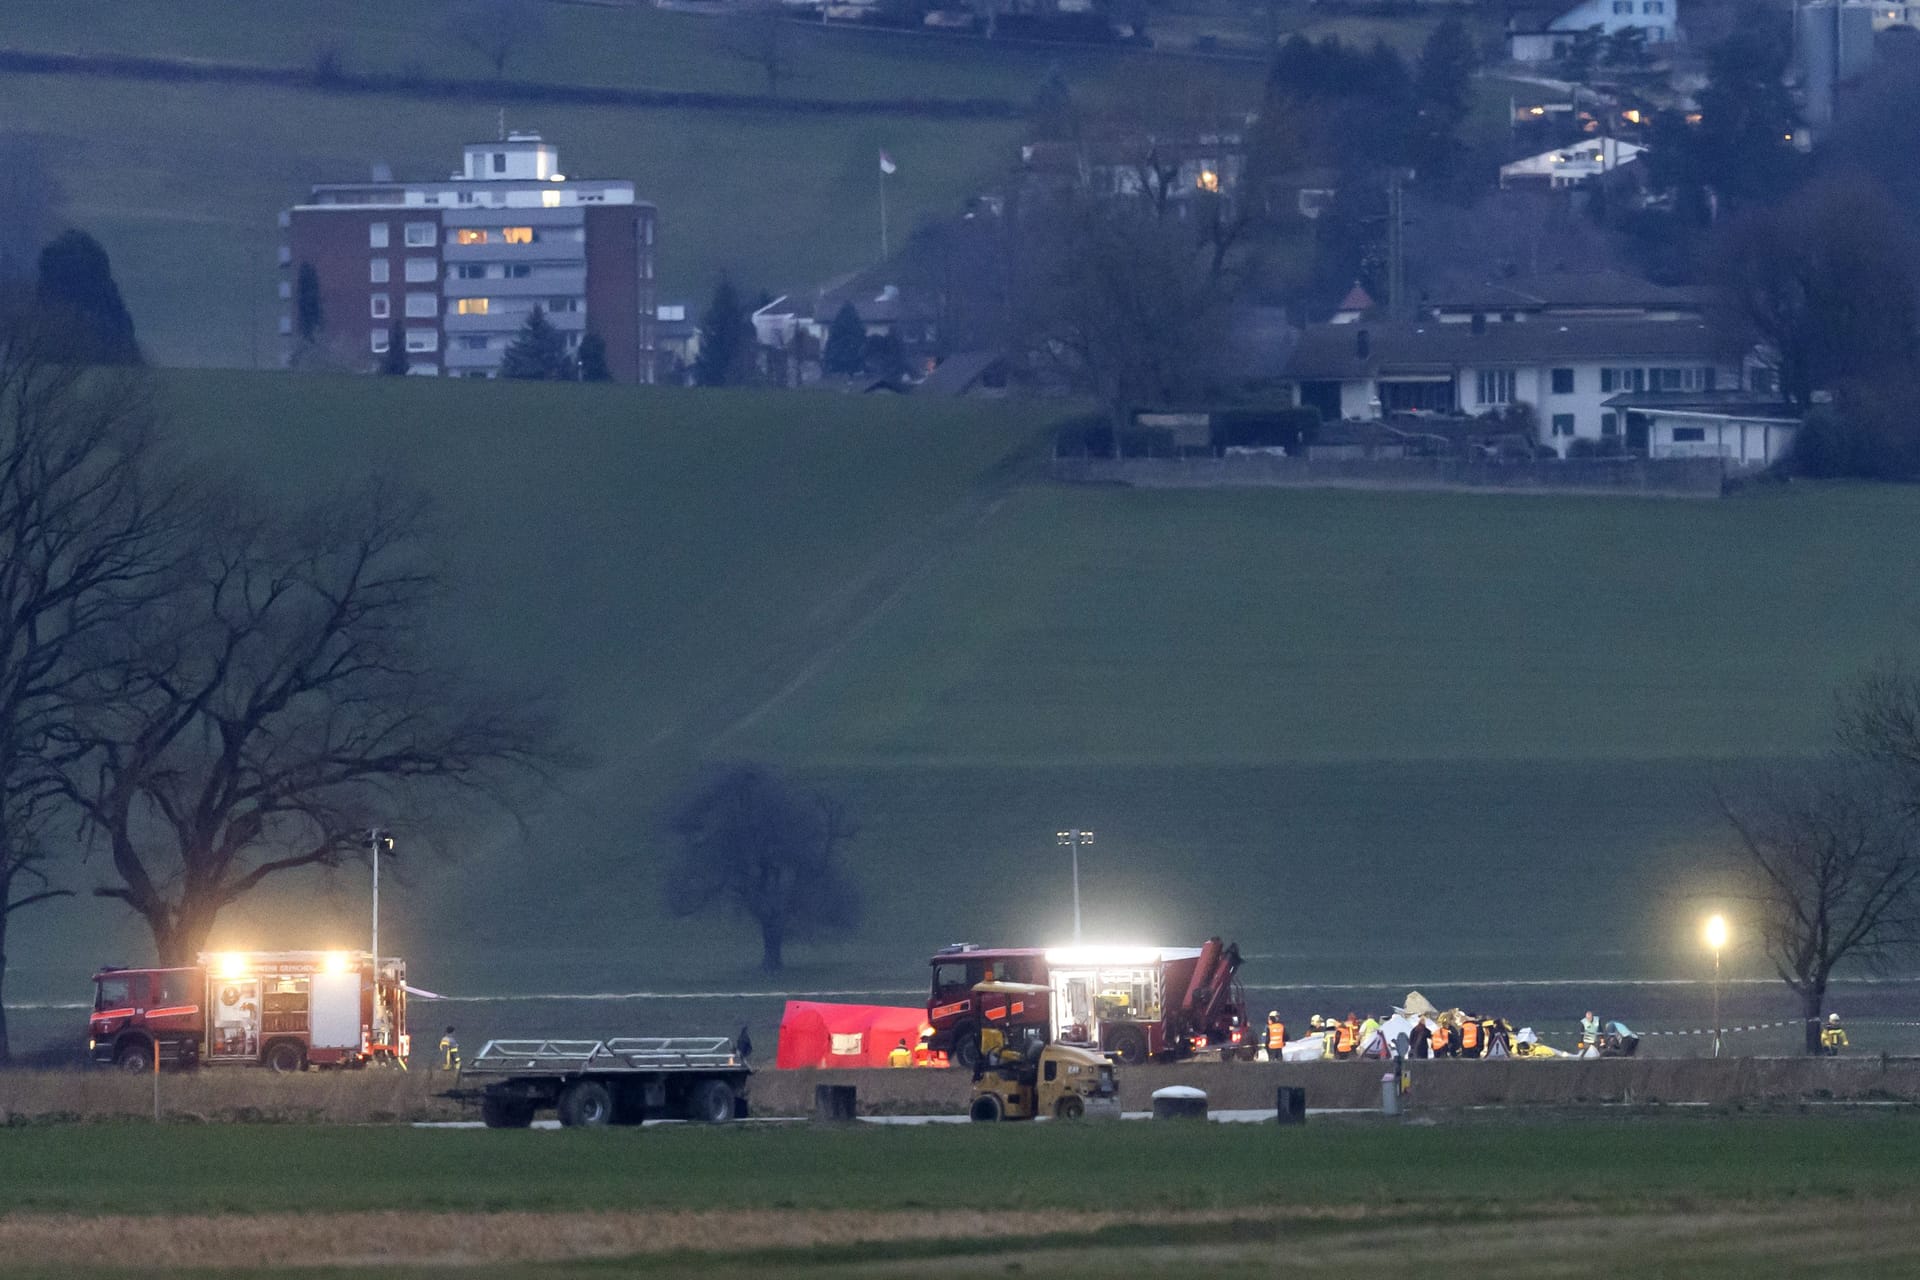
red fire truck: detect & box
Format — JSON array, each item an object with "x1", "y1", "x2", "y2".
[
  {"x1": 926, "y1": 939, "x2": 1247, "y2": 1067},
  {"x1": 89, "y1": 950, "x2": 409, "y2": 1073}
]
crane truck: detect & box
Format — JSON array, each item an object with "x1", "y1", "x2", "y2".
[{"x1": 926, "y1": 938, "x2": 1247, "y2": 1067}]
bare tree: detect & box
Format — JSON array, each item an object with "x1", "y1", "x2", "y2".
[
  {"x1": 0, "y1": 304, "x2": 185, "y2": 1062},
  {"x1": 1017, "y1": 194, "x2": 1237, "y2": 433},
  {"x1": 727, "y1": 0, "x2": 795, "y2": 97},
  {"x1": 65, "y1": 483, "x2": 564, "y2": 965},
  {"x1": 1722, "y1": 755, "x2": 1920, "y2": 1053},
  {"x1": 664, "y1": 764, "x2": 861, "y2": 972},
  {"x1": 448, "y1": 0, "x2": 549, "y2": 78}
]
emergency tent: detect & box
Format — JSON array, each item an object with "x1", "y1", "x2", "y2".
[{"x1": 775, "y1": 1001, "x2": 929, "y2": 1069}]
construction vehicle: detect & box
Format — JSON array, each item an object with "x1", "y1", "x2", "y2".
[
  {"x1": 455, "y1": 1036, "x2": 751, "y2": 1128},
  {"x1": 967, "y1": 989, "x2": 1119, "y2": 1122},
  {"x1": 89, "y1": 951, "x2": 408, "y2": 1073},
  {"x1": 928, "y1": 939, "x2": 1248, "y2": 1067}
]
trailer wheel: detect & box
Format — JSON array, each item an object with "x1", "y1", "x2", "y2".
[
  {"x1": 114, "y1": 1039, "x2": 153, "y2": 1073},
  {"x1": 689, "y1": 1079, "x2": 735, "y2": 1124},
  {"x1": 481, "y1": 1094, "x2": 536, "y2": 1129},
  {"x1": 1054, "y1": 1094, "x2": 1086, "y2": 1122},
  {"x1": 948, "y1": 1020, "x2": 981, "y2": 1071},
  {"x1": 1107, "y1": 1026, "x2": 1148, "y2": 1067},
  {"x1": 968, "y1": 1092, "x2": 1005, "y2": 1123},
  {"x1": 558, "y1": 1080, "x2": 615, "y2": 1128},
  {"x1": 263, "y1": 1040, "x2": 306, "y2": 1074}
]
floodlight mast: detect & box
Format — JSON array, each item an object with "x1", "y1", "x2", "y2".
[
  {"x1": 1057, "y1": 829, "x2": 1094, "y2": 943},
  {"x1": 367, "y1": 828, "x2": 394, "y2": 964}
]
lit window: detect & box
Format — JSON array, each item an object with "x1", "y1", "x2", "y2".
[
  {"x1": 501, "y1": 226, "x2": 534, "y2": 245},
  {"x1": 456, "y1": 298, "x2": 490, "y2": 315},
  {"x1": 370, "y1": 259, "x2": 390, "y2": 284},
  {"x1": 405, "y1": 328, "x2": 439, "y2": 353},
  {"x1": 405, "y1": 293, "x2": 438, "y2": 318},
  {"x1": 1196, "y1": 169, "x2": 1219, "y2": 193},
  {"x1": 541, "y1": 189, "x2": 561, "y2": 208},
  {"x1": 369, "y1": 222, "x2": 390, "y2": 249},
  {"x1": 371, "y1": 329, "x2": 390, "y2": 353},
  {"x1": 405, "y1": 258, "x2": 437, "y2": 283},
  {"x1": 370, "y1": 293, "x2": 390, "y2": 319},
  {"x1": 456, "y1": 228, "x2": 489, "y2": 246},
  {"x1": 404, "y1": 222, "x2": 437, "y2": 247}
]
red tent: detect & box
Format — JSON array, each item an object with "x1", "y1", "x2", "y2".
[{"x1": 775, "y1": 1001, "x2": 930, "y2": 1069}]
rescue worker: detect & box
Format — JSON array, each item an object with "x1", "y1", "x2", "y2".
[
  {"x1": 888, "y1": 1037, "x2": 913, "y2": 1068},
  {"x1": 437, "y1": 1025, "x2": 460, "y2": 1073},
  {"x1": 1821, "y1": 1012, "x2": 1850, "y2": 1055},
  {"x1": 910, "y1": 1025, "x2": 935, "y2": 1067},
  {"x1": 1266, "y1": 1011, "x2": 1286, "y2": 1057},
  {"x1": 1459, "y1": 1014, "x2": 1481, "y2": 1059},
  {"x1": 1580, "y1": 1011, "x2": 1601, "y2": 1054},
  {"x1": 1334, "y1": 1013, "x2": 1359, "y2": 1059},
  {"x1": 1358, "y1": 1015, "x2": 1381, "y2": 1057},
  {"x1": 1430, "y1": 1017, "x2": 1453, "y2": 1058},
  {"x1": 1320, "y1": 1016, "x2": 1337, "y2": 1059}
]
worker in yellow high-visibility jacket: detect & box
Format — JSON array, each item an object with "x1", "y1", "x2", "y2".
[
  {"x1": 887, "y1": 1038, "x2": 912, "y2": 1068},
  {"x1": 437, "y1": 1026, "x2": 460, "y2": 1073},
  {"x1": 1821, "y1": 1013, "x2": 1850, "y2": 1055}
]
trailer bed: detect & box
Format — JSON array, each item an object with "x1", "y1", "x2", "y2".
[{"x1": 456, "y1": 1035, "x2": 752, "y2": 1129}]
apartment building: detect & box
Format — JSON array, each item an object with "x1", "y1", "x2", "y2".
[{"x1": 280, "y1": 134, "x2": 656, "y2": 381}]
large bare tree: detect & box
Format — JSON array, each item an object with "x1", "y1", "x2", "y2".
[
  {"x1": 0, "y1": 305, "x2": 184, "y2": 1062},
  {"x1": 665, "y1": 763, "x2": 861, "y2": 972},
  {"x1": 66, "y1": 483, "x2": 563, "y2": 965},
  {"x1": 1722, "y1": 743, "x2": 1920, "y2": 1053}
]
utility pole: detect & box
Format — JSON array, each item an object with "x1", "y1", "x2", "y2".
[
  {"x1": 1387, "y1": 171, "x2": 1405, "y2": 319},
  {"x1": 368, "y1": 828, "x2": 393, "y2": 962},
  {"x1": 1056, "y1": 829, "x2": 1093, "y2": 942}
]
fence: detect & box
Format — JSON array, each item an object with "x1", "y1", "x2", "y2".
[{"x1": 1052, "y1": 454, "x2": 1732, "y2": 498}]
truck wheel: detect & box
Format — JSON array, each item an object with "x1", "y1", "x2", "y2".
[
  {"x1": 264, "y1": 1040, "x2": 306, "y2": 1074},
  {"x1": 689, "y1": 1079, "x2": 735, "y2": 1124},
  {"x1": 481, "y1": 1094, "x2": 536, "y2": 1129},
  {"x1": 1054, "y1": 1095, "x2": 1086, "y2": 1121},
  {"x1": 114, "y1": 1040, "x2": 153, "y2": 1073},
  {"x1": 1108, "y1": 1026, "x2": 1148, "y2": 1066},
  {"x1": 559, "y1": 1080, "x2": 614, "y2": 1128},
  {"x1": 969, "y1": 1093, "x2": 1005, "y2": 1123},
  {"x1": 949, "y1": 1021, "x2": 981, "y2": 1071}
]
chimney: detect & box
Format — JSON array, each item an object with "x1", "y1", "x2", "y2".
[{"x1": 1356, "y1": 328, "x2": 1371, "y2": 359}]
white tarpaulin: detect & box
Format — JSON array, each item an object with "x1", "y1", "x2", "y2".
[{"x1": 1280, "y1": 1033, "x2": 1326, "y2": 1062}]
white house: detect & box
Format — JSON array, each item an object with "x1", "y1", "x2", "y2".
[
  {"x1": 1603, "y1": 393, "x2": 1799, "y2": 467},
  {"x1": 1507, "y1": 0, "x2": 1678, "y2": 61},
  {"x1": 1500, "y1": 138, "x2": 1645, "y2": 189},
  {"x1": 1283, "y1": 317, "x2": 1745, "y2": 456}
]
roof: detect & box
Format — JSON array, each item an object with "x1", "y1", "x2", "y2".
[
  {"x1": 1335, "y1": 283, "x2": 1375, "y2": 314},
  {"x1": 1500, "y1": 139, "x2": 1646, "y2": 180},
  {"x1": 1286, "y1": 318, "x2": 1742, "y2": 381},
  {"x1": 918, "y1": 350, "x2": 1004, "y2": 396},
  {"x1": 1431, "y1": 270, "x2": 1709, "y2": 314},
  {"x1": 1600, "y1": 391, "x2": 1800, "y2": 420}
]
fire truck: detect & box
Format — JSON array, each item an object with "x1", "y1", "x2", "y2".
[
  {"x1": 89, "y1": 950, "x2": 409, "y2": 1073},
  {"x1": 926, "y1": 939, "x2": 1247, "y2": 1068}
]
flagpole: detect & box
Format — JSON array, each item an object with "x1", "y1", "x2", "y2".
[{"x1": 879, "y1": 165, "x2": 889, "y2": 261}]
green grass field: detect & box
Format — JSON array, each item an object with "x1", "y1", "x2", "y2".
[
  {"x1": 9, "y1": 371, "x2": 1920, "y2": 1053},
  {"x1": 4, "y1": 1115, "x2": 1920, "y2": 1276}
]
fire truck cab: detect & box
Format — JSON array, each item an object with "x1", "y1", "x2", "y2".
[{"x1": 89, "y1": 951, "x2": 409, "y2": 1073}]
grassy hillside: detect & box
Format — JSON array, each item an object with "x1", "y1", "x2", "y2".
[{"x1": 10, "y1": 371, "x2": 1920, "y2": 1058}]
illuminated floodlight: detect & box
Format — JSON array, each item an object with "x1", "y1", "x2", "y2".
[
  {"x1": 323, "y1": 950, "x2": 352, "y2": 974},
  {"x1": 1704, "y1": 914, "x2": 1729, "y2": 952},
  {"x1": 1045, "y1": 945, "x2": 1168, "y2": 967},
  {"x1": 215, "y1": 953, "x2": 248, "y2": 979}
]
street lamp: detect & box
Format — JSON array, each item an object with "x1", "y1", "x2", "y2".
[
  {"x1": 1057, "y1": 830, "x2": 1093, "y2": 943},
  {"x1": 368, "y1": 828, "x2": 394, "y2": 963},
  {"x1": 1703, "y1": 913, "x2": 1729, "y2": 1058}
]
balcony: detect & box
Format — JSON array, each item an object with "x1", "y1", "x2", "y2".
[{"x1": 442, "y1": 269, "x2": 586, "y2": 299}]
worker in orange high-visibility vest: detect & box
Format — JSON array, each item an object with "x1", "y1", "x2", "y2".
[
  {"x1": 1265, "y1": 1011, "x2": 1286, "y2": 1056},
  {"x1": 1334, "y1": 1014, "x2": 1359, "y2": 1058},
  {"x1": 1430, "y1": 1019, "x2": 1453, "y2": 1058},
  {"x1": 1459, "y1": 1016, "x2": 1481, "y2": 1058}
]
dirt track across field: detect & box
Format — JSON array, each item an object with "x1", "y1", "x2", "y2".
[{"x1": 5, "y1": 1200, "x2": 1919, "y2": 1272}]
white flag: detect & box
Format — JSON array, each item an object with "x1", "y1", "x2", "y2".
[{"x1": 879, "y1": 150, "x2": 897, "y2": 175}]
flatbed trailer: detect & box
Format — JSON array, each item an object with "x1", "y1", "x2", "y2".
[{"x1": 455, "y1": 1036, "x2": 751, "y2": 1128}]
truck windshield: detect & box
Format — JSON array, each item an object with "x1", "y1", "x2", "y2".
[{"x1": 95, "y1": 976, "x2": 136, "y2": 1010}]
